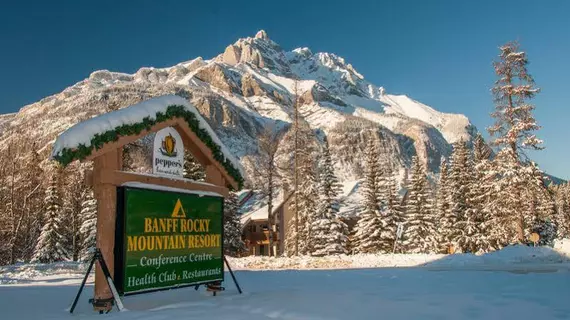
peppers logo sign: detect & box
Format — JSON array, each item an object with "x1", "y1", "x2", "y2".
[
  {"x1": 153, "y1": 127, "x2": 184, "y2": 177},
  {"x1": 160, "y1": 133, "x2": 178, "y2": 157}
]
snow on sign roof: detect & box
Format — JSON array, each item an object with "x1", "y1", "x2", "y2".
[{"x1": 50, "y1": 94, "x2": 245, "y2": 188}]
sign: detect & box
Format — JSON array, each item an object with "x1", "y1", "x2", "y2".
[
  {"x1": 396, "y1": 223, "x2": 404, "y2": 239},
  {"x1": 530, "y1": 232, "x2": 540, "y2": 245},
  {"x1": 114, "y1": 186, "x2": 224, "y2": 295},
  {"x1": 153, "y1": 127, "x2": 184, "y2": 177}
]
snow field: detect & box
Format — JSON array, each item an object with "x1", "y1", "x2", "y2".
[
  {"x1": 2, "y1": 261, "x2": 570, "y2": 319},
  {"x1": 1, "y1": 243, "x2": 570, "y2": 319}
]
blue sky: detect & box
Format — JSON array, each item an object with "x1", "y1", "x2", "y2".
[{"x1": 1, "y1": 0, "x2": 569, "y2": 178}]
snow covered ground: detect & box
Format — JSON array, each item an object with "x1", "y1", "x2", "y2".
[{"x1": 1, "y1": 242, "x2": 570, "y2": 319}]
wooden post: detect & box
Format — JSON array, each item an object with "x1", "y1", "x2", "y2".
[
  {"x1": 205, "y1": 164, "x2": 225, "y2": 187},
  {"x1": 92, "y1": 149, "x2": 120, "y2": 311}
]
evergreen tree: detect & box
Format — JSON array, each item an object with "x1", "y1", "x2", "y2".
[
  {"x1": 401, "y1": 156, "x2": 438, "y2": 253},
  {"x1": 284, "y1": 161, "x2": 315, "y2": 257},
  {"x1": 377, "y1": 139, "x2": 399, "y2": 252},
  {"x1": 434, "y1": 156, "x2": 451, "y2": 252},
  {"x1": 470, "y1": 134, "x2": 494, "y2": 253},
  {"x1": 485, "y1": 149, "x2": 526, "y2": 247},
  {"x1": 32, "y1": 170, "x2": 69, "y2": 263},
  {"x1": 310, "y1": 140, "x2": 348, "y2": 256},
  {"x1": 554, "y1": 184, "x2": 570, "y2": 239},
  {"x1": 284, "y1": 197, "x2": 309, "y2": 256},
  {"x1": 352, "y1": 139, "x2": 384, "y2": 253},
  {"x1": 448, "y1": 140, "x2": 475, "y2": 253},
  {"x1": 489, "y1": 41, "x2": 542, "y2": 157},
  {"x1": 473, "y1": 133, "x2": 492, "y2": 162},
  {"x1": 183, "y1": 150, "x2": 205, "y2": 181},
  {"x1": 223, "y1": 191, "x2": 246, "y2": 256},
  {"x1": 522, "y1": 161, "x2": 556, "y2": 242},
  {"x1": 278, "y1": 104, "x2": 319, "y2": 256},
  {"x1": 79, "y1": 189, "x2": 97, "y2": 261}
]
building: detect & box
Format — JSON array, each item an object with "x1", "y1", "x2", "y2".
[{"x1": 239, "y1": 191, "x2": 293, "y2": 256}]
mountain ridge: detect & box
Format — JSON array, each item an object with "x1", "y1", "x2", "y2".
[{"x1": 1, "y1": 30, "x2": 481, "y2": 186}]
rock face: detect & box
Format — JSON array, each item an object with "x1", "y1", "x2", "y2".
[{"x1": 0, "y1": 30, "x2": 477, "y2": 187}]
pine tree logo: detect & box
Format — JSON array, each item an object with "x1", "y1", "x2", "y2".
[
  {"x1": 160, "y1": 133, "x2": 178, "y2": 157},
  {"x1": 171, "y1": 199, "x2": 187, "y2": 218}
]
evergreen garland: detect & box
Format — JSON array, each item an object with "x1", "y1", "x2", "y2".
[{"x1": 52, "y1": 105, "x2": 244, "y2": 188}]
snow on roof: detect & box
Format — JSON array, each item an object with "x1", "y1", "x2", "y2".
[
  {"x1": 50, "y1": 94, "x2": 245, "y2": 183},
  {"x1": 240, "y1": 192, "x2": 286, "y2": 226},
  {"x1": 122, "y1": 182, "x2": 223, "y2": 198}
]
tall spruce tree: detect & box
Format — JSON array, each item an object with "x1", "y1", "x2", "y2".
[
  {"x1": 377, "y1": 138, "x2": 398, "y2": 252},
  {"x1": 353, "y1": 138, "x2": 385, "y2": 253},
  {"x1": 448, "y1": 140, "x2": 475, "y2": 253},
  {"x1": 523, "y1": 161, "x2": 556, "y2": 243},
  {"x1": 485, "y1": 149, "x2": 526, "y2": 247},
  {"x1": 470, "y1": 133, "x2": 494, "y2": 253},
  {"x1": 32, "y1": 170, "x2": 69, "y2": 263},
  {"x1": 223, "y1": 191, "x2": 246, "y2": 256},
  {"x1": 489, "y1": 41, "x2": 542, "y2": 157},
  {"x1": 554, "y1": 184, "x2": 570, "y2": 239},
  {"x1": 310, "y1": 139, "x2": 348, "y2": 256},
  {"x1": 435, "y1": 156, "x2": 451, "y2": 253},
  {"x1": 278, "y1": 108, "x2": 318, "y2": 256},
  {"x1": 486, "y1": 41, "x2": 544, "y2": 244},
  {"x1": 401, "y1": 156, "x2": 438, "y2": 253},
  {"x1": 79, "y1": 189, "x2": 97, "y2": 261}
]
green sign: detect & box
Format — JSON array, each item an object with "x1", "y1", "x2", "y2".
[{"x1": 115, "y1": 186, "x2": 224, "y2": 295}]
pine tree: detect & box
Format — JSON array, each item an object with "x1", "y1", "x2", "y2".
[
  {"x1": 485, "y1": 149, "x2": 526, "y2": 247},
  {"x1": 448, "y1": 140, "x2": 475, "y2": 253},
  {"x1": 489, "y1": 41, "x2": 542, "y2": 157},
  {"x1": 353, "y1": 139, "x2": 384, "y2": 253},
  {"x1": 284, "y1": 198, "x2": 309, "y2": 256},
  {"x1": 377, "y1": 139, "x2": 399, "y2": 252},
  {"x1": 310, "y1": 140, "x2": 348, "y2": 256},
  {"x1": 470, "y1": 134, "x2": 494, "y2": 253},
  {"x1": 277, "y1": 99, "x2": 319, "y2": 256},
  {"x1": 183, "y1": 150, "x2": 205, "y2": 181},
  {"x1": 401, "y1": 156, "x2": 438, "y2": 253},
  {"x1": 473, "y1": 133, "x2": 492, "y2": 162},
  {"x1": 523, "y1": 161, "x2": 556, "y2": 243},
  {"x1": 79, "y1": 189, "x2": 97, "y2": 261},
  {"x1": 223, "y1": 191, "x2": 246, "y2": 256},
  {"x1": 435, "y1": 156, "x2": 451, "y2": 252},
  {"x1": 32, "y1": 170, "x2": 69, "y2": 263},
  {"x1": 486, "y1": 41, "x2": 545, "y2": 245},
  {"x1": 554, "y1": 184, "x2": 570, "y2": 239}
]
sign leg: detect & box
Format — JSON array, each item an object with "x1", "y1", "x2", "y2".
[
  {"x1": 97, "y1": 249, "x2": 125, "y2": 312},
  {"x1": 69, "y1": 253, "x2": 97, "y2": 314},
  {"x1": 224, "y1": 255, "x2": 242, "y2": 294}
]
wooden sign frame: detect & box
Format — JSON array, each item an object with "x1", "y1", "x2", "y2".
[{"x1": 51, "y1": 97, "x2": 242, "y2": 312}]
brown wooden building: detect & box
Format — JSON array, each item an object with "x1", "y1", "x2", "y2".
[{"x1": 240, "y1": 192, "x2": 293, "y2": 256}]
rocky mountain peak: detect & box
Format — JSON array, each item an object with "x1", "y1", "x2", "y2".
[
  {"x1": 0, "y1": 30, "x2": 479, "y2": 185},
  {"x1": 255, "y1": 30, "x2": 269, "y2": 40}
]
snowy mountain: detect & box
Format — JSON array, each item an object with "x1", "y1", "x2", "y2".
[{"x1": 0, "y1": 30, "x2": 477, "y2": 188}]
